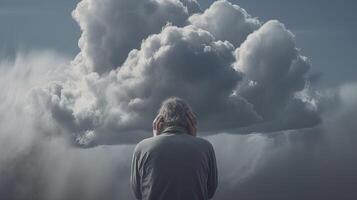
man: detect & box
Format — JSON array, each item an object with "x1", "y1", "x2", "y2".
[{"x1": 130, "y1": 97, "x2": 218, "y2": 200}]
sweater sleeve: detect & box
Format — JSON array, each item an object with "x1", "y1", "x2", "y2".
[
  {"x1": 130, "y1": 146, "x2": 142, "y2": 200},
  {"x1": 207, "y1": 143, "x2": 218, "y2": 199}
]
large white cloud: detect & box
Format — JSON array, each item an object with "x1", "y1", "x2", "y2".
[
  {"x1": 73, "y1": 0, "x2": 200, "y2": 74},
  {"x1": 25, "y1": 1, "x2": 322, "y2": 146},
  {"x1": 34, "y1": 25, "x2": 263, "y2": 145}
]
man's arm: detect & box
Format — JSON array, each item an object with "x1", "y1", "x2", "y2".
[
  {"x1": 207, "y1": 143, "x2": 218, "y2": 199},
  {"x1": 130, "y1": 146, "x2": 142, "y2": 199}
]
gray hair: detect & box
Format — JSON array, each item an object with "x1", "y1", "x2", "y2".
[{"x1": 157, "y1": 97, "x2": 194, "y2": 128}]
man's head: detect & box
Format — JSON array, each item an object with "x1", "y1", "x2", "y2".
[{"x1": 153, "y1": 97, "x2": 197, "y2": 136}]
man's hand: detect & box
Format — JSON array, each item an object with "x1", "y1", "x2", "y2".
[
  {"x1": 153, "y1": 115, "x2": 164, "y2": 136},
  {"x1": 186, "y1": 111, "x2": 197, "y2": 137}
]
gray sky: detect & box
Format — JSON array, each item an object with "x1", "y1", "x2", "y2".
[
  {"x1": 0, "y1": 0, "x2": 356, "y2": 88},
  {"x1": 0, "y1": 0, "x2": 80, "y2": 56}
]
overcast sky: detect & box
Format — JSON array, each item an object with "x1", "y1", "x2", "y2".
[{"x1": 1, "y1": 0, "x2": 356, "y2": 87}]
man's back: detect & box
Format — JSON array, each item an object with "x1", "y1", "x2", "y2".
[{"x1": 130, "y1": 126, "x2": 218, "y2": 200}]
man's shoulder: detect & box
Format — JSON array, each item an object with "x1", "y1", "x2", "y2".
[
  {"x1": 136, "y1": 136, "x2": 154, "y2": 147},
  {"x1": 135, "y1": 134, "x2": 213, "y2": 152},
  {"x1": 134, "y1": 136, "x2": 161, "y2": 153},
  {"x1": 195, "y1": 137, "x2": 215, "y2": 153},
  {"x1": 134, "y1": 137, "x2": 152, "y2": 152},
  {"x1": 191, "y1": 135, "x2": 213, "y2": 147}
]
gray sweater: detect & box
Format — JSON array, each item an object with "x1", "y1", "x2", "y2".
[{"x1": 130, "y1": 126, "x2": 218, "y2": 200}]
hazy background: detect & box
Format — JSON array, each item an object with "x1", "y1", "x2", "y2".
[{"x1": 0, "y1": 0, "x2": 356, "y2": 200}]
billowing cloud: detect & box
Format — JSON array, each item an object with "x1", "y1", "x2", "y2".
[
  {"x1": 93, "y1": 25, "x2": 262, "y2": 141},
  {"x1": 230, "y1": 20, "x2": 321, "y2": 132},
  {"x1": 189, "y1": 0, "x2": 260, "y2": 47},
  {"x1": 33, "y1": 25, "x2": 262, "y2": 145},
  {"x1": 73, "y1": 0, "x2": 200, "y2": 74},
  {"x1": 22, "y1": 0, "x2": 321, "y2": 146}
]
